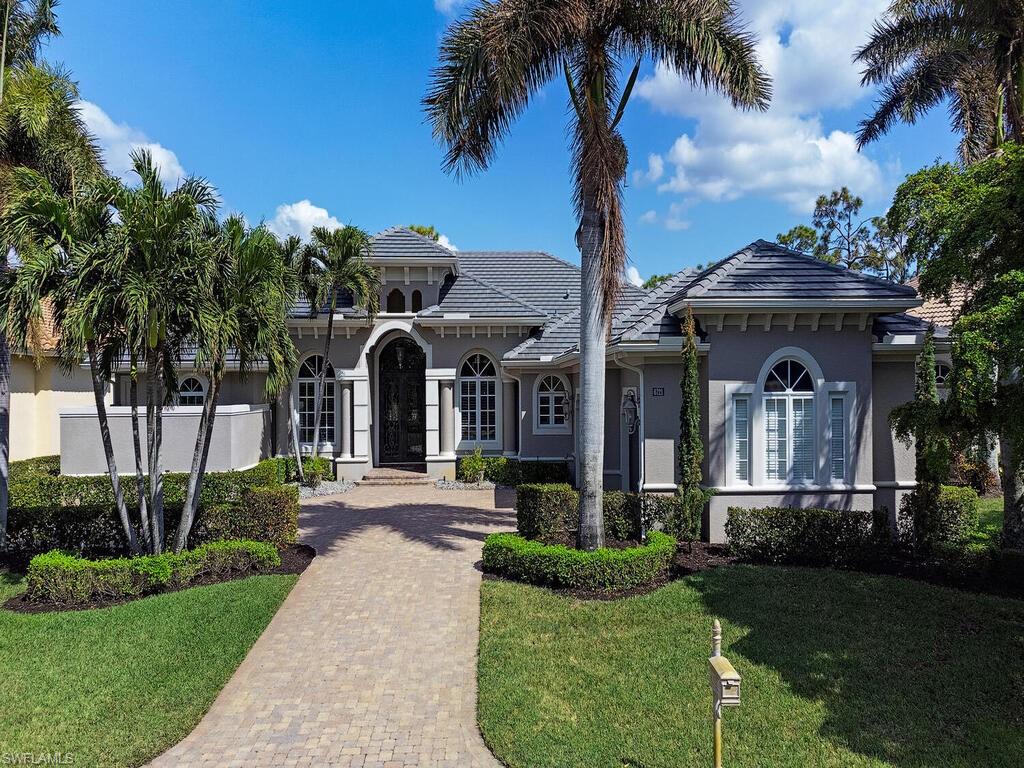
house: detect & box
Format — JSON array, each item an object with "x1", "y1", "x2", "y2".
[{"x1": 45, "y1": 228, "x2": 930, "y2": 542}]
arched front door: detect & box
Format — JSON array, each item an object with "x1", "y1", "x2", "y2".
[{"x1": 378, "y1": 337, "x2": 426, "y2": 464}]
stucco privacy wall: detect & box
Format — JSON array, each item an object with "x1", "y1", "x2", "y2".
[
  {"x1": 60, "y1": 405, "x2": 270, "y2": 475},
  {"x1": 872, "y1": 357, "x2": 918, "y2": 523},
  {"x1": 12, "y1": 356, "x2": 97, "y2": 461}
]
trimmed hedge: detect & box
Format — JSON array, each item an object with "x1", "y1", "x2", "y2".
[
  {"x1": 933, "y1": 485, "x2": 981, "y2": 550},
  {"x1": 515, "y1": 483, "x2": 700, "y2": 543},
  {"x1": 196, "y1": 485, "x2": 299, "y2": 548},
  {"x1": 726, "y1": 506, "x2": 889, "y2": 566},
  {"x1": 25, "y1": 539, "x2": 281, "y2": 605},
  {"x1": 482, "y1": 531, "x2": 676, "y2": 591},
  {"x1": 456, "y1": 454, "x2": 571, "y2": 486}
]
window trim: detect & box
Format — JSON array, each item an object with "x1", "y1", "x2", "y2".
[
  {"x1": 294, "y1": 353, "x2": 336, "y2": 453},
  {"x1": 532, "y1": 373, "x2": 572, "y2": 435},
  {"x1": 456, "y1": 351, "x2": 501, "y2": 449},
  {"x1": 175, "y1": 375, "x2": 208, "y2": 408}
]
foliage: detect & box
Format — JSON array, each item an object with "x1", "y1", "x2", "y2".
[
  {"x1": 515, "y1": 483, "x2": 580, "y2": 542},
  {"x1": 455, "y1": 453, "x2": 571, "y2": 485},
  {"x1": 854, "y1": 0, "x2": 1024, "y2": 163},
  {"x1": 897, "y1": 485, "x2": 980, "y2": 554},
  {"x1": 949, "y1": 452, "x2": 999, "y2": 496},
  {"x1": 641, "y1": 272, "x2": 672, "y2": 290},
  {"x1": 725, "y1": 506, "x2": 888, "y2": 566},
  {"x1": 678, "y1": 307, "x2": 713, "y2": 525},
  {"x1": 481, "y1": 531, "x2": 675, "y2": 591},
  {"x1": 407, "y1": 224, "x2": 440, "y2": 241},
  {"x1": 25, "y1": 539, "x2": 280, "y2": 604},
  {"x1": 195, "y1": 485, "x2": 299, "y2": 549},
  {"x1": 299, "y1": 456, "x2": 333, "y2": 489},
  {"x1": 775, "y1": 224, "x2": 817, "y2": 254},
  {"x1": 478, "y1": 569, "x2": 1024, "y2": 768},
  {"x1": 811, "y1": 187, "x2": 880, "y2": 272},
  {"x1": 889, "y1": 144, "x2": 1024, "y2": 549}
]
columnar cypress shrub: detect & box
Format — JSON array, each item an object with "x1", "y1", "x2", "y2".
[{"x1": 678, "y1": 307, "x2": 713, "y2": 531}]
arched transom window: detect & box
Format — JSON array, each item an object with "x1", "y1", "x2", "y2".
[
  {"x1": 460, "y1": 353, "x2": 497, "y2": 443},
  {"x1": 536, "y1": 375, "x2": 569, "y2": 429},
  {"x1": 763, "y1": 360, "x2": 815, "y2": 482},
  {"x1": 298, "y1": 355, "x2": 335, "y2": 446},
  {"x1": 178, "y1": 377, "x2": 205, "y2": 407},
  {"x1": 935, "y1": 363, "x2": 952, "y2": 387}
]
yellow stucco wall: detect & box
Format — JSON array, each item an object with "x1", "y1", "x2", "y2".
[{"x1": 10, "y1": 355, "x2": 103, "y2": 461}]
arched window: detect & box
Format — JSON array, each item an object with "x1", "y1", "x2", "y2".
[
  {"x1": 178, "y1": 376, "x2": 205, "y2": 407},
  {"x1": 935, "y1": 363, "x2": 952, "y2": 387},
  {"x1": 536, "y1": 374, "x2": 569, "y2": 430},
  {"x1": 459, "y1": 353, "x2": 497, "y2": 443},
  {"x1": 763, "y1": 360, "x2": 815, "y2": 482},
  {"x1": 411, "y1": 290, "x2": 423, "y2": 313},
  {"x1": 297, "y1": 355, "x2": 335, "y2": 446},
  {"x1": 386, "y1": 289, "x2": 406, "y2": 313}
]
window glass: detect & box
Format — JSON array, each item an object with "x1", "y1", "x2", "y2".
[
  {"x1": 178, "y1": 377, "x2": 205, "y2": 407},
  {"x1": 386, "y1": 289, "x2": 406, "y2": 313},
  {"x1": 459, "y1": 354, "x2": 498, "y2": 442},
  {"x1": 537, "y1": 376, "x2": 568, "y2": 427},
  {"x1": 411, "y1": 290, "x2": 423, "y2": 313},
  {"x1": 298, "y1": 356, "x2": 335, "y2": 445}
]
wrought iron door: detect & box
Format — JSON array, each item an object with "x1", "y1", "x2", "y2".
[{"x1": 379, "y1": 338, "x2": 426, "y2": 463}]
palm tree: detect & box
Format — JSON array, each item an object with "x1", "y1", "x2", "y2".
[
  {"x1": 173, "y1": 216, "x2": 297, "y2": 552},
  {"x1": 426, "y1": 0, "x2": 770, "y2": 549},
  {"x1": 855, "y1": 0, "x2": 1024, "y2": 163},
  {"x1": 297, "y1": 225, "x2": 380, "y2": 460},
  {"x1": 106, "y1": 149, "x2": 218, "y2": 554},
  {"x1": 278, "y1": 233, "x2": 307, "y2": 484},
  {"x1": 1, "y1": 167, "x2": 141, "y2": 552}
]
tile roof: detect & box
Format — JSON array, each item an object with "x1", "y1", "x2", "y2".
[
  {"x1": 456, "y1": 251, "x2": 585, "y2": 318},
  {"x1": 368, "y1": 227, "x2": 458, "y2": 260},
  {"x1": 905, "y1": 276, "x2": 969, "y2": 329},
  {"x1": 672, "y1": 240, "x2": 919, "y2": 303},
  {"x1": 872, "y1": 312, "x2": 948, "y2": 341},
  {"x1": 419, "y1": 271, "x2": 547, "y2": 319}
]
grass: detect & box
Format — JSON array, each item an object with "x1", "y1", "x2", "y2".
[
  {"x1": 0, "y1": 570, "x2": 295, "y2": 767},
  {"x1": 479, "y1": 567, "x2": 1024, "y2": 768},
  {"x1": 970, "y1": 497, "x2": 1005, "y2": 551}
]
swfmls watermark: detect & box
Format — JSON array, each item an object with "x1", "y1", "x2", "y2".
[{"x1": 2, "y1": 754, "x2": 74, "y2": 765}]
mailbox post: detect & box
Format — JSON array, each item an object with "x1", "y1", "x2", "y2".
[{"x1": 708, "y1": 619, "x2": 741, "y2": 768}]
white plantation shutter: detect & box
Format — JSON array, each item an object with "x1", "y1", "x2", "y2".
[
  {"x1": 830, "y1": 396, "x2": 846, "y2": 481},
  {"x1": 734, "y1": 397, "x2": 750, "y2": 482},
  {"x1": 791, "y1": 397, "x2": 815, "y2": 481},
  {"x1": 765, "y1": 397, "x2": 787, "y2": 481}
]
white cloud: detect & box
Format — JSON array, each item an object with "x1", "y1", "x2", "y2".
[
  {"x1": 76, "y1": 100, "x2": 186, "y2": 188},
  {"x1": 625, "y1": 265, "x2": 644, "y2": 287},
  {"x1": 437, "y1": 233, "x2": 458, "y2": 251},
  {"x1": 267, "y1": 200, "x2": 343, "y2": 241},
  {"x1": 634, "y1": 0, "x2": 891, "y2": 213},
  {"x1": 434, "y1": 0, "x2": 467, "y2": 13},
  {"x1": 639, "y1": 209, "x2": 658, "y2": 224},
  {"x1": 632, "y1": 153, "x2": 664, "y2": 186},
  {"x1": 663, "y1": 202, "x2": 692, "y2": 231}
]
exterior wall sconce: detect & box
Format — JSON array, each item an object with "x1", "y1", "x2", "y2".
[{"x1": 621, "y1": 388, "x2": 639, "y2": 435}]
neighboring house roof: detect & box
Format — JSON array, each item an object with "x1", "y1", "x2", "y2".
[
  {"x1": 905, "y1": 276, "x2": 969, "y2": 329},
  {"x1": 668, "y1": 240, "x2": 919, "y2": 308}
]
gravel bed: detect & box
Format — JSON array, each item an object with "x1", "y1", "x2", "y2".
[
  {"x1": 436, "y1": 478, "x2": 498, "y2": 490},
  {"x1": 298, "y1": 479, "x2": 355, "y2": 498}
]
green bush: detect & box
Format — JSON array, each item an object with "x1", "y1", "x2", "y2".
[
  {"x1": 482, "y1": 531, "x2": 676, "y2": 591},
  {"x1": 195, "y1": 485, "x2": 299, "y2": 548},
  {"x1": 516, "y1": 483, "x2": 579, "y2": 541},
  {"x1": 455, "y1": 455, "x2": 571, "y2": 485},
  {"x1": 725, "y1": 506, "x2": 887, "y2": 566},
  {"x1": 6, "y1": 457, "x2": 291, "y2": 555},
  {"x1": 645, "y1": 494, "x2": 702, "y2": 541},
  {"x1": 25, "y1": 539, "x2": 280, "y2": 605},
  {"x1": 934, "y1": 485, "x2": 980, "y2": 550}
]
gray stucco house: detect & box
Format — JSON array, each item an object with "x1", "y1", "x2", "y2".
[{"x1": 59, "y1": 227, "x2": 931, "y2": 542}]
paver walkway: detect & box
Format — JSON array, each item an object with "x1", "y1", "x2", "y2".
[{"x1": 151, "y1": 485, "x2": 515, "y2": 767}]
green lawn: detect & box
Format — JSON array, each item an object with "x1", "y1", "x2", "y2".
[
  {"x1": 0, "y1": 571, "x2": 295, "y2": 767},
  {"x1": 970, "y1": 497, "x2": 1005, "y2": 551},
  {"x1": 479, "y1": 567, "x2": 1024, "y2": 768}
]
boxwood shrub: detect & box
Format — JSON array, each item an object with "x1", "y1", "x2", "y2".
[
  {"x1": 726, "y1": 506, "x2": 889, "y2": 566},
  {"x1": 455, "y1": 455, "x2": 571, "y2": 486},
  {"x1": 25, "y1": 539, "x2": 281, "y2": 605},
  {"x1": 482, "y1": 531, "x2": 676, "y2": 591},
  {"x1": 195, "y1": 485, "x2": 299, "y2": 548},
  {"x1": 515, "y1": 483, "x2": 699, "y2": 543}
]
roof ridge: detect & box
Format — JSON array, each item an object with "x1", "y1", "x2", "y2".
[
  {"x1": 454, "y1": 269, "x2": 549, "y2": 318},
  {"x1": 459, "y1": 249, "x2": 581, "y2": 274},
  {"x1": 370, "y1": 226, "x2": 456, "y2": 257},
  {"x1": 506, "y1": 307, "x2": 580, "y2": 359},
  {"x1": 617, "y1": 269, "x2": 694, "y2": 342},
  {"x1": 758, "y1": 240, "x2": 919, "y2": 295}
]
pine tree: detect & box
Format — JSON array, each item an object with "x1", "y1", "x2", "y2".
[{"x1": 676, "y1": 307, "x2": 712, "y2": 539}]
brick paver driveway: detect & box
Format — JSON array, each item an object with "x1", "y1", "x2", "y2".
[{"x1": 151, "y1": 485, "x2": 515, "y2": 767}]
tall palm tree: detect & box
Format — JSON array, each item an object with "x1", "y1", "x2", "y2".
[
  {"x1": 278, "y1": 233, "x2": 307, "y2": 484},
  {"x1": 297, "y1": 225, "x2": 380, "y2": 460},
  {"x1": 174, "y1": 216, "x2": 297, "y2": 552},
  {"x1": 855, "y1": 0, "x2": 1024, "y2": 163},
  {"x1": 106, "y1": 149, "x2": 217, "y2": 554},
  {"x1": 1, "y1": 167, "x2": 141, "y2": 552},
  {"x1": 426, "y1": 0, "x2": 770, "y2": 549}
]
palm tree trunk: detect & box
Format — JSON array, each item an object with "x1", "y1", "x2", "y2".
[
  {"x1": 0, "y1": 1, "x2": 12, "y2": 108},
  {"x1": 176, "y1": 362, "x2": 223, "y2": 553},
  {"x1": 1000, "y1": 432, "x2": 1024, "y2": 549},
  {"x1": 129, "y1": 354, "x2": 151, "y2": 552},
  {"x1": 0, "y1": 329, "x2": 9, "y2": 551},
  {"x1": 577, "y1": 194, "x2": 606, "y2": 551},
  {"x1": 87, "y1": 340, "x2": 140, "y2": 554},
  {"x1": 310, "y1": 291, "x2": 338, "y2": 460},
  {"x1": 290, "y1": 387, "x2": 305, "y2": 483},
  {"x1": 146, "y1": 345, "x2": 166, "y2": 554}
]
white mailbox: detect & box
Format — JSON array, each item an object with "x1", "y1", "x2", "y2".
[{"x1": 709, "y1": 655, "x2": 741, "y2": 708}]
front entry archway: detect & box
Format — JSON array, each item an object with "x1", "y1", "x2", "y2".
[{"x1": 378, "y1": 337, "x2": 426, "y2": 464}]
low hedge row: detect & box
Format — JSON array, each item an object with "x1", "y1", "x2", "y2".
[
  {"x1": 456, "y1": 454, "x2": 571, "y2": 486},
  {"x1": 725, "y1": 506, "x2": 890, "y2": 566},
  {"x1": 25, "y1": 539, "x2": 281, "y2": 605},
  {"x1": 196, "y1": 485, "x2": 299, "y2": 548},
  {"x1": 898, "y1": 485, "x2": 980, "y2": 552},
  {"x1": 515, "y1": 483, "x2": 700, "y2": 543},
  {"x1": 482, "y1": 531, "x2": 676, "y2": 591}
]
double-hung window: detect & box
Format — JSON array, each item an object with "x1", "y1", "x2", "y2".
[
  {"x1": 763, "y1": 360, "x2": 815, "y2": 484},
  {"x1": 298, "y1": 356, "x2": 335, "y2": 446},
  {"x1": 536, "y1": 375, "x2": 569, "y2": 430}
]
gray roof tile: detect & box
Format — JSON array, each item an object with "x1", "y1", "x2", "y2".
[
  {"x1": 420, "y1": 271, "x2": 547, "y2": 319},
  {"x1": 369, "y1": 226, "x2": 458, "y2": 259}
]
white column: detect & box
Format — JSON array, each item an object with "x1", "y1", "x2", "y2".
[
  {"x1": 338, "y1": 370, "x2": 369, "y2": 459},
  {"x1": 439, "y1": 379, "x2": 455, "y2": 457},
  {"x1": 340, "y1": 380, "x2": 353, "y2": 458},
  {"x1": 426, "y1": 368, "x2": 457, "y2": 459}
]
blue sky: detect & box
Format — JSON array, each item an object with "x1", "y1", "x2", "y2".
[{"x1": 49, "y1": 0, "x2": 957, "y2": 284}]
